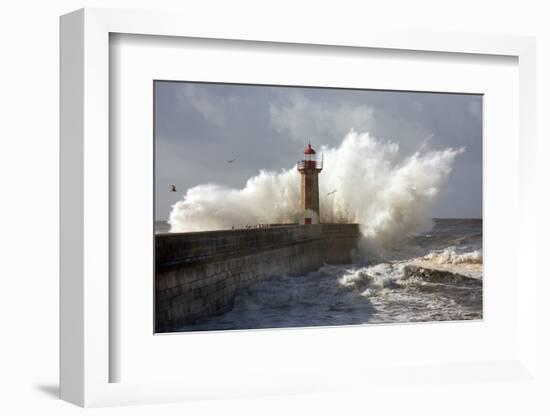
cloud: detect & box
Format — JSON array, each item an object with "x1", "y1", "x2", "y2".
[
  {"x1": 269, "y1": 91, "x2": 374, "y2": 142},
  {"x1": 176, "y1": 84, "x2": 229, "y2": 126}
]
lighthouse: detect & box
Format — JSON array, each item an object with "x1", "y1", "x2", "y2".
[{"x1": 297, "y1": 142, "x2": 323, "y2": 225}]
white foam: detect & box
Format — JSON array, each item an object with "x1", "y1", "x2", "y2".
[
  {"x1": 422, "y1": 248, "x2": 482, "y2": 264},
  {"x1": 407, "y1": 248, "x2": 483, "y2": 279}
]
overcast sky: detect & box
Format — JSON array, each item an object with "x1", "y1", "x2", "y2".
[{"x1": 154, "y1": 81, "x2": 482, "y2": 221}]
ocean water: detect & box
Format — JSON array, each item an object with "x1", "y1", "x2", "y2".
[{"x1": 177, "y1": 218, "x2": 482, "y2": 331}]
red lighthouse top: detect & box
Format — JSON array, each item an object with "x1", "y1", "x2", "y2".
[
  {"x1": 304, "y1": 143, "x2": 316, "y2": 155},
  {"x1": 298, "y1": 142, "x2": 323, "y2": 172}
]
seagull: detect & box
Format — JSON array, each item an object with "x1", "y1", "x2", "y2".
[
  {"x1": 327, "y1": 190, "x2": 337, "y2": 196},
  {"x1": 170, "y1": 185, "x2": 177, "y2": 192},
  {"x1": 227, "y1": 158, "x2": 237, "y2": 164}
]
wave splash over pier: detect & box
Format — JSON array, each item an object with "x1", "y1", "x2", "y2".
[{"x1": 168, "y1": 129, "x2": 464, "y2": 249}]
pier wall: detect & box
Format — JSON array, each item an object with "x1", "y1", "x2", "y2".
[{"x1": 155, "y1": 224, "x2": 360, "y2": 331}]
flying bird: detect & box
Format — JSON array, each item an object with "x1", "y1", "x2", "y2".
[
  {"x1": 327, "y1": 190, "x2": 337, "y2": 196},
  {"x1": 170, "y1": 185, "x2": 177, "y2": 192},
  {"x1": 227, "y1": 158, "x2": 237, "y2": 164}
]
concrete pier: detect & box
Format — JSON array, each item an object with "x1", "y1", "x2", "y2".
[{"x1": 155, "y1": 224, "x2": 360, "y2": 332}]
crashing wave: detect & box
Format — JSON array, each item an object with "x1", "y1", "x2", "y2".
[
  {"x1": 168, "y1": 130, "x2": 464, "y2": 253},
  {"x1": 421, "y1": 248, "x2": 482, "y2": 265}
]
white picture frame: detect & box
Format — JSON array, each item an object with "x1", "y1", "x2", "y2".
[{"x1": 60, "y1": 7, "x2": 538, "y2": 407}]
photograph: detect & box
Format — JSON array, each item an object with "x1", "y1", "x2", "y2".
[{"x1": 154, "y1": 81, "x2": 483, "y2": 333}]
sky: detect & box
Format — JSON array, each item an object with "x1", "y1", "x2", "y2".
[{"x1": 154, "y1": 81, "x2": 482, "y2": 221}]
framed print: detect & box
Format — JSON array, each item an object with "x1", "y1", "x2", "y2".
[{"x1": 60, "y1": 8, "x2": 538, "y2": 407}]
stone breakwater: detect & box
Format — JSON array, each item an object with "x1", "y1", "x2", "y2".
[{"x1": 155, "y1": 224, "x2": 360, "y2": 332}]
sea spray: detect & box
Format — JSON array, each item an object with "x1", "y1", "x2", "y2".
[{"x1": 168, "y1": 130, "x2": 464, "y2": 251}]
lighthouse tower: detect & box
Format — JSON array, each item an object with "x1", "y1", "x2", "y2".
[{"x1": 297, "y1": 142, "x2": 323, "y2": 225}]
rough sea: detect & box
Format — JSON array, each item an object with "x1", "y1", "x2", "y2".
[{"x1": 176, "y1": 218, "x2": 482, "y2": 331}]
